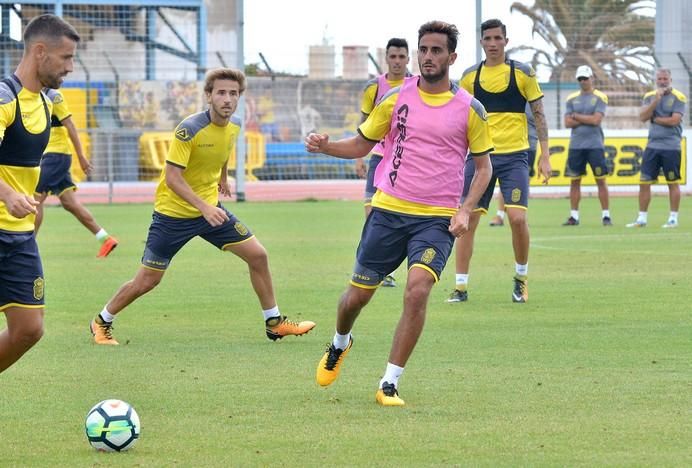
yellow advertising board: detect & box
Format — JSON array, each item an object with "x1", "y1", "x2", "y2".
[{"x1": 530, "y1": 137, "x2": 687, "y2": 186}]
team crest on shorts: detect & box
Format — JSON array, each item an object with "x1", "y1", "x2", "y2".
[
  {"x1": 668, "y1": 171, "x2": 675, "y2": 180},
  {"x1": 511, "y1": 188, "x2": 522, "y2": 203},
  {"x1": 33, "y1": 277, "x2": 45, "y2": 300},
  {"x1": 595, "y1": 166, "x2": 602, "y2": 176},
  {"x1": 234, "y1": 222, "x2": 249, "y2": 236},
  {"x1": 421, "y1": 248, "x2": 436, "y2": 265}
]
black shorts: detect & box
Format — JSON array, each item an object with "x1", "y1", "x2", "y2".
[
  {"x1": 565, "y1": 148, "x2": 609, "y2": 179},
  {"x1": 640, "y1": 148, "x2": 681, "y2": 183},
  {"x1": 35, "y1": 152, "x2": 76, "y2": 195},
  {"x1": 142, "y1": 206, "x2": 254, "y2": 271},
  {"x1": 0, "y1": 231, "x2": 44, "y2": 309},
  {"x1": 351, "y1": 209, "x2": 455, "y2": 287},
  {"x1": 463, "y1": 152, "x2": 530, "y2": 211}
]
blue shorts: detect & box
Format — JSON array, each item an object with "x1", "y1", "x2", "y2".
[
  {"x1": 640, "y1": 148, "x2": 681, "y2": 183},
  {"x1": 36, "y1": 152, "x2": 76, "y2": 196},
  {"x1": 142, "y1": 206, "x2": 254, "y2": 270},
  {"x1": 565, "y1": 148, "x2": 609, "y2": 179},
  {"x1": 364, "y1": 154, "x2": 383, "y2": 203},
  {"x1": 0, "y1": 231, "x2": 44, "y2": 310},
  {"x1": 351, "y1": 209, "x2": 455, "y2": 287},
  {"x1": 463, "y1": 152, "x2": 530, "y2": 211}
]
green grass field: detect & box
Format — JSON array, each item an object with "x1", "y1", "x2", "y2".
[{"x1": 1, "y1": 196, "x2": 690, "y2": 467}]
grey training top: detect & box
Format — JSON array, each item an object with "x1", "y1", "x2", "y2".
[
  {"x1": 565, "y1": 89, "x2": 607, "y2": 149},
  {"x1": 642, "y1": 88, "x2": 687, "y2": 150}
]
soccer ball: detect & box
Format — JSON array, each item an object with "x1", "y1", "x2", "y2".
[{"x1": 85, "y1": 399, "x2": 141, "y2": 452}]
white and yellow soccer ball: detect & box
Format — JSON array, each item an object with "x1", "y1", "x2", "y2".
[{"x1": 85, "y1": 399, "x2": 141, "y2": 452}]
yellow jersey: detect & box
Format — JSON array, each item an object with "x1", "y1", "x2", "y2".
[
  {"x1": 460, "y1": 59, "x2": 543, "y2": 154},
  {"x1": 154, "y1": 111, "x2": 241, "y2": 218},
  {"x1": 43, "y1": 88, "x2": 72, "y2": 155},
  {"x1": 0, "y1": 76, "x2": 52, "y2": 232},
  {"x1": 360, "y1": 75, "x2": 407, "y2": 115}
]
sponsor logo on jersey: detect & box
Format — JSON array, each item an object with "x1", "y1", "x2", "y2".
[
  {"x1": 389, "y1": 104, "x2": 409, "y2": 187},
  {"x1": 175, "y1": 127, "x2": 190, "y2": 141}
]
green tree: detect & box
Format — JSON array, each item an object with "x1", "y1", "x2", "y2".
[{"x1": 510, "y1": 0, "x2": 655, "y2": 89}]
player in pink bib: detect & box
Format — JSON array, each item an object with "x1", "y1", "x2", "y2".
[{"x1": 307, "y1": 21, "x2": 493, "y2": 406}]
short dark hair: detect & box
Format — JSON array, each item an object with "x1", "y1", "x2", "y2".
[
  {"x1": 480, "y1": 18, "x2": 506, "y2": 37},
  {"x1": 23, "y1": 14, "x2": 80, "y2": 46},
  {"x1": 204, "y1": 68, "x2": 246, "y2": 95},
  {"x1": 386, "y1": 38, "x2": 408, "y2": 53},
  {"x1": 417, "y1": 21, "x2": 459, "y2": 53}
]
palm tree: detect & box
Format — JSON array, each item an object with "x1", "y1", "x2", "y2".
[{"x1": 509, "y1": 0, "x2": 655, "y2": 90}]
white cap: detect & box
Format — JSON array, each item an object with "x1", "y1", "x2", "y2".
[{"x1": 575, "y1": 65, "x2": 593, "y2": 79}]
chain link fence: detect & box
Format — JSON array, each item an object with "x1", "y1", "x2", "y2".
[{"x1": 1, "y1": 1, "x2": 689, "y2": 201}]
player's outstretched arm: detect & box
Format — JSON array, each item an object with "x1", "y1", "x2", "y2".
[{"x1": 305, "y1": 132, "x2": 375, "y2": 159}]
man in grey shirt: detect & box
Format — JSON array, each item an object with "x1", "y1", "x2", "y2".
[
  {"x1": 563, "y1": 65, "x2": 611, "y2": 226},
  {"x1": 627, "y1": 68, "x2": 687, "y2": 228}
]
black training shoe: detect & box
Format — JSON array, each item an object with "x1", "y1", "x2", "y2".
[
  {"x1": 512, "y1": 276, "x2": 528, "y2": 303},
  {"x1": 446, "y1": 289, "x2": 468, "y2": 303},
  {"x1": 562, "y1": 216, "x2": 579, "y2": 226}
]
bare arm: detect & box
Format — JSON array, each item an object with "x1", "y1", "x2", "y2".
[
  {"x1": 564, "y1": 114, "x2": 579, "y2": 129},
  {"x1": 571, "y1": 112, "x2": 603, "y2": 126},
  {"x1": 62, "y1": 116, "x2": 92, "y2": 174},
  {"x1": 165, "y1": 164, "x2": 229, "y2": 226},
  {"x1": 354, "y1": 112, "x2": 371, "y2": 178},
  {"x1": 449, "y1": 153, "x2": 492, "y2": 237},
  {"x1": 653, "y1": 113, "x2": 682, "y2": 127},
  {"x1": 218, "y1": 160, "x2": 232, "y2": 197},
  {"x1": 460, "y1": 154, "x2": 492, "y2": 213},
  {"x1": 639, "y1": 91, "x2": 662, "y2": 122},
  {"x1": 305, "y1": 132, "x2": 376, "y2": 159},
  {"x1": 530, "y1": 98, "x2": 552, "y2": 184}
]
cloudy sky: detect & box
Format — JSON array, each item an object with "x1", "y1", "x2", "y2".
[{"x1": 244, "y1": 0, "x2": 538, "y2": 79}]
